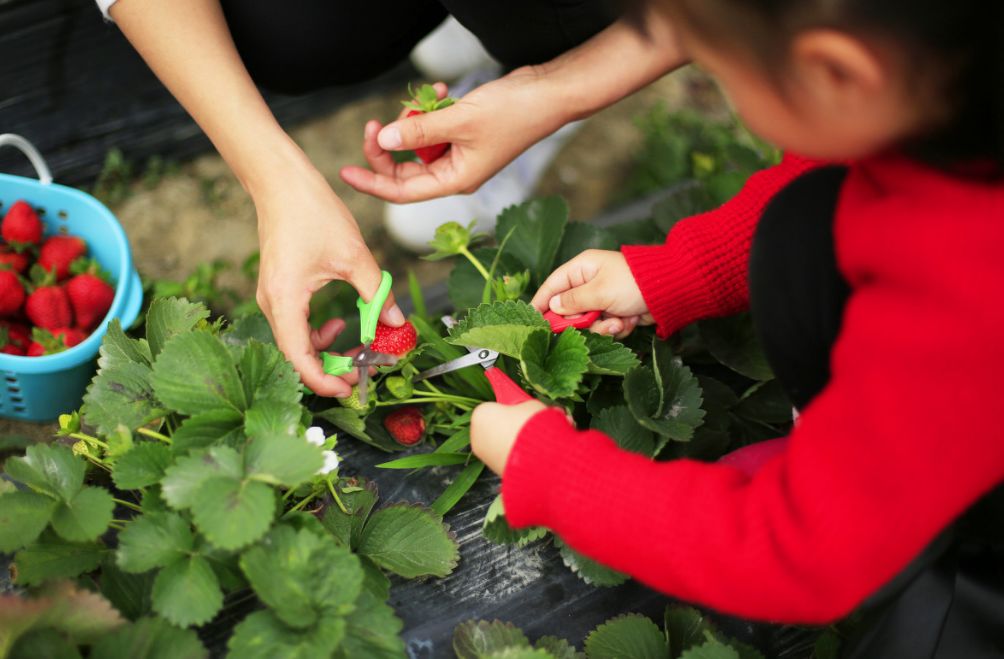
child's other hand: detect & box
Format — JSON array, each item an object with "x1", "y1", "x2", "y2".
[
  {"x1": 471, "y1": 400, "x2": 548, "y2": 476},
  {"x1": 531, "y1": 250, "x2": 653, "y2": 339}
]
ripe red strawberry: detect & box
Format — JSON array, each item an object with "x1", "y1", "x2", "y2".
[
  {"x1": 370, "y1": 320, "x2": 417, "y2": 357},
  {"x1": 1, "y1": 200, "x2": 43, "y2": 249},
  {"x1": 38, "y1": 235, "x2": 87, "y2": 281},
  {"x1": 25, "y1": 327, "x2": 85, "y2": 357},
  {"x1": 0, "y1": 321, "x2": 30, "y2": 353},
  {"x1": 383, "y1": 406, "x2": 425, "y2": 446},
  {"x1": 0, "y1": 326, "x2": 26, "y2": 355},
  {"x1": 25, "y1": 265, "x2": 72, "y2": 330},
  {"x1": 66, "y1": 259, "x2": 114, "y2": 331},
  {"x1": 26, "y1": 341, "x2": 45, "y2": 357},
  {"x1": 0, "y1": 247, "x2": 30, "y2": 274},
  {"x1": 402, "y1": 84, "x2": 456, "y2": 164},
  {"x1": 0, "y1": 270, "x2": 25, "y2": 316}
]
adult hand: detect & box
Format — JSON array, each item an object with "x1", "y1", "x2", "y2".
[
  {"x1": 339, "y1": 67, "x2": 565, "y2": 203},
  {"x1": 254, "y1": 159, "x2": 405, "y2": 398},
  {"x1": 531, "y1": 250, "x2": 653, "y2": 339}
]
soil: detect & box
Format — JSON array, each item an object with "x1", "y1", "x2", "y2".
[{"x1": 0, "y1": 66, "x2": 727, "y2": 441}]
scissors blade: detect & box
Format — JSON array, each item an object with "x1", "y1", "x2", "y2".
[
  {"x1": 353, "y1": 347, "x2": 399, "y2": 368},
  {"x1": 358, "y1": 364, "x2": 370, "y2": 406},
  {"x1": 414, "y1": 348, "x2": 498, "y2": 382}
]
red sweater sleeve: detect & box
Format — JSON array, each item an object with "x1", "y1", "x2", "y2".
[
  {"x1": 621, "y1": 154, "x2": 824, "y2": 338},
  {"x1": 502, "y1": 159, "x2": 1004, "y2": 623}
]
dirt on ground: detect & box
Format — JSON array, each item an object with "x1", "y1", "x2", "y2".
[{"x1": 0, "y1": 66, "x2": 727, "y2": 440}]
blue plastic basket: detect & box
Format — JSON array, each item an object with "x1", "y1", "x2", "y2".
[{"x1": 0, "y1": 134, "x2": 143, "y2": 422}]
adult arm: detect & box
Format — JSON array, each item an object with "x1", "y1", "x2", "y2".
[
  {"x1": 340, "y1": 5, "x2": 689, "y2": 202},
  {"x1": 108, "y1": 0, "x2": 403, "y2": 396}
]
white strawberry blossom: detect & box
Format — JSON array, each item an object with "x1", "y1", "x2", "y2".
[
  {"x1": 319, "y1": 450, "x2": 340, "y2": 475},
  {"x1": 305, "y1": 426, "x2": 326, "y2": 446}
]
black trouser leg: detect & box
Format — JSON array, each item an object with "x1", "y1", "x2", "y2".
[{"x1": 220, "y1": 0, "x2": 449, "y2": 94}]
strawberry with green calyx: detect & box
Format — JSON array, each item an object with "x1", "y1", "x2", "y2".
[
  {"x1": 402, "y1": 83, "x2": 457, "y2": 164},
  {"x1": 26, "y1": 327, "x2": 85, "y2": 356},
  {"x1": 0, "y1": 246, "x2": 30, "y2": 274},
  {"x1": 0, "y1": 269, "x2": 25, "y2": 316},
  {"x1": 1, "y1": 200, "x2": 44, "y2": 250},
  {"x1": 25, "y1": 264, "x2": 72, "y2": 330},
  {"x1": 66, "y1": 258, "x2": 115, "y2": 331},
  {"x1": 370, "y1": 320, "x2": 418, "y2": 357},
  {"x1": 0, "y1": 321, "x2": 30, "y2": 355},
  {"x1": 38, "y1": 235, "x2": 87, "y2": 281},
  {"x1": 338, "y1": 386, "x2": 376, "y2": 412},
  {"x1": 383, "y1": 406, "x2": 426, "y2": 446},
  {"x1": 0, "y1": 328, "x2": 25, "y2": 355}
]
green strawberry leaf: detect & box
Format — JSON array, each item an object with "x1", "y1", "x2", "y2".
[
  {"x1": 238, "y1": 340, "x2": 302, "y2": 407},
  {"x1": 150, "y1": 331, "x2": 246, "y2": 415},
  {"x1": 678, "y1": 633, "x2": 741, "y2": 659},
  {"x1": 555, "y1": 221, "x2": 618, "y2": 268},
  {"x1": 226, "y1": 610, "x2": 346, "y2": 659},
  {"x1": 520, "y1": 328, "x2": 590, "y2": 399},
  {"x1": 590, "y1": 406, "x2": 656, "y2": 457},
  {"x1": 333, "y1": 579, "x2": 405, "y2": 659},
  {"x1": 448, "y1": 300, "x2": 550, "y2": 358},
  {"x1": 4, "y1": 443, "x2": 84, "y2": 502},
  {"x1": 698, "y1": 314, "x2": 773, "y2": 381},
  {"x1": 151, "y1": 555, "x2": 223, "y2": 628},
  {"x1": 665, "y1": 606, "x2": 716, "y2": 658},
  {"x1": 190, "y1": 477, "x2": 275, "y2": 551},
  {"x1": 239, "y1": 525, "x2": 364, "y2": 629},
  {"x1": 145, "y1": 297, "x2": 210, "y2": 358},
  {"x1": 536, "y1": 636, "x2": 584, "y2": 659},
  {"x1": 222, "y1": 312, "x2": 275, "y2": 348},
  {"x1": 453, "y1": 620, "x2": 531, "y2": 659},
  {"x1": 357, "y1": 504, "x2": 459, "y2": 578},
  {"x1": 160, "y1": 446, "x2": 243, "y2": 510},
  {"x1": 50, "y1": 486, "x2": 114, "y2": 543},
  {"x1": 376, "y1": 452, "x2": 470, "y2": 469},
  {"x1": 482, "y1": 495, "x2": 547, "y2": 547},
  {"x1": 244, "y1": 402, "x2": 323, "y2": 487},
  {"x1": 430, "y1": 460, "x2": 485, "y2": 517},
  {"x1": 9, "y1": 628, "x2": 83, "y2": 658},
  {"x1": 320, "y1": 480, "x2": 379, "y2": 550},
  {"x1": 100, "y1": 561, "x2": 155, "y2": 621},
  {"x1": 0, "y1": 491, "x2": 57, "y2": 552},
  {"x1": 90, "y1": 616, "x2": 207, "y2": 659},
  {"x1": 26, "y1": 581, "x2": 126, "y2": 643},
  {"x1": 556, "y1": 538, "x2": 629, "y2": 587},
  {"x1": 83, "y1": 322, "x2": 162, "y2": 435},
  {"x1": 448, "y1": 247, "x2": 524, "y2": 311},
  {"x1": 170, "y1": 409, "x2": 245, "y2": 454},
  {"x1": 495, "y1": 197, "x2": 570, "y2": 286},
  {"x1": 733, "y1": 379, "x2": 793, "y2": 424},
  {"x1": 583, "y1": 333, "x2": 641, "y2": 376},
  {"x1": 314, "y1": 407, "x2": 394, "y2": 453},
  {"x1": 117, "y1": 512, "x2": 194, "y2": 574},
  {"x1": 13, "y1": 531, "x2": 104, "y2": 586},
  {"x1": 626, "y1": 342, "x2": 705, "y2": 445},
  {"x1": 584, "y1": 614, "x2": 669, "y2": 659},
  {"x1": 112, "y1": 443, "x2": 172, "y2": 490}
]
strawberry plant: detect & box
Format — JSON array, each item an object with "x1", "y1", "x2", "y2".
[{"x1": 0, "y1": 297, "x2": 459, "y2": 657}]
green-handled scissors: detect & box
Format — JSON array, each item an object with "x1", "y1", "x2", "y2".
[{"x1": 318, "y1": 270, "x2": 398, "y2": 404}]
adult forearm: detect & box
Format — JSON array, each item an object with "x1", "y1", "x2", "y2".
[
  {"x1": 529, "y1": 6, "x2": 688, "y2": 124},
  {"x1": 109, "y1": 0, "x2": 303, "y2": 195}
]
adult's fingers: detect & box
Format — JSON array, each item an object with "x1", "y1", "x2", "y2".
[
  {"x1": 266, "y1": 290, "x2": 352, "y2": 398},
  {"x1": 339, "y1": 165, "x2": 460, "y2": 204},
  {"x1": 347, "y1": 252, "x2": 406, "y2": 327},
  {"x1": 378, "y1": 103, "x2": 458, "y2": 152},
  {"x1": 310, "y1": 318, "x2": 346, "y2": 352}
]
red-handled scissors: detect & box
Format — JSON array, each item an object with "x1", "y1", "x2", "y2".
[{"x1": 413, "y1": 310, "x2": 602, "y2": 405}]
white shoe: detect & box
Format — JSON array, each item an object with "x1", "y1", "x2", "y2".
[
  {"x1": 384, "y1": 121, "x2": 583, "y2": 253},
  {"x1": 410, "y1": 17, "x2": 500, "y2": 82}
]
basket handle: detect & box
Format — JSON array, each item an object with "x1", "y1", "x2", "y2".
[{"x1": 0, "y1": 134, "x2": 53, "y2": 185}]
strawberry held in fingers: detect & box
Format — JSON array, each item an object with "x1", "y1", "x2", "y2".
[
  {"x1": 402, "y1": 84, "x2": 456, "y2": 164},
  {"x1": 0, "y1": 270, "x2": 25, "y2": 316},
  {"x1": 384, "y1": 406, "x2": 426, "y2": 446},
  {"x1": 66, "y1": 259, "x2": 115, "y2": 331},
  {"x1": 370, "y1": 320, "x2": 417, "y2": 357},
  {"x1": 1, "y1": 200, "x2": 43, "y2": 249},
  {"x1": 38, "y1": 235, "x2": 87, "y2": 281}
]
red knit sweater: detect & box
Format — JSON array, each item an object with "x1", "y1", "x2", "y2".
[{"x1": 501, "y1": 154, "x2": 1004, "y2": 623}]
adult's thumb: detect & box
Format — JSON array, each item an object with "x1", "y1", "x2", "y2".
[{"x1": 378, "y1": 108, "x2": 453, "y2": 151}]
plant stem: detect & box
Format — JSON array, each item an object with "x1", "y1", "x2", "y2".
[
  {"x1": 326, "y1": 480, "x2": 349, "y2": 514},
  {"x1": 376, "y1": 397, "x2": 474, "y2": 410},
  {"x1": 137, "y1": 427, "x2": 172, "y2": 444},
  {"x1": 69, "y1": 432, "x2": 107, "y2": 449},
  {"x1": 108, "y1": 521, "x2": 127, "y2": 531},
  {"x1": 410, "y1": 389, "x2": 481, "y2": 405},
  {"x1": 112, "y1": 498, "x2": 143, "y2": 513},
  {"x1": 459, "y1": 246, "x2": 491, "y2": 281},
  {"x1": 285, "y1": 493, "x2": 317, "y2": 515}
]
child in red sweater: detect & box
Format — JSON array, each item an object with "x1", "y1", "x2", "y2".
[{"x1": 469, "y1": 1, "x2": 1004, "y2": 656}]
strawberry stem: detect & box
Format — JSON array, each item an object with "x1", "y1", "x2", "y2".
[
  {"x1": 459, "y1": 246, "x2": 492, "y2": 282},
  {"x1": 137, "y1": 427, "x2": 172, "y2": 444},
  {"x1": 326, "y1": 479, "x2": 349, "y2": 514},
  {"x1": 112, "y1": 497, "x2": 143, "y2": 513}
]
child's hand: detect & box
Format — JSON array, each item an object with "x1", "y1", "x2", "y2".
[
  {"x1": 471, "y1": 400, "x2": 548, "y2": 476},
  {"x1": 531, "y1": 250, "x2": 653, "y2": 338}
]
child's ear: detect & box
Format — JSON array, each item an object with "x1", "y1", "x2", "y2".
[{"x1": 790, "y1": 29, "x2": 887, "y2": 109}]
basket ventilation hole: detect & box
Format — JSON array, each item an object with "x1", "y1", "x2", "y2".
[
  {"x1": 10, "y1": 395, "x2": 22, "y2": 404},
  {"x1": 58, "y1": 210, "x2": 68, "y2": 220},
  {"x1": 5, "y1": 376, "x2": 17, "y2": 384},
  {"x1": 7, "y1": 386, "x2": 19, "y2": 394},
  {"x1": 13, "y1": 405, "x2": 25, "y2": 413}
]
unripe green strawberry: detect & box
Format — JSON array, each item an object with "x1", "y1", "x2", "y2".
[{"x1": 338, "y1": 386, "x2": 375, "y2": 411}]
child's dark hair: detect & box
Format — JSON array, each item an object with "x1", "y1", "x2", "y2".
[{"x1": 643, "y1": 0, "x2": 1004, "y2": 177}]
